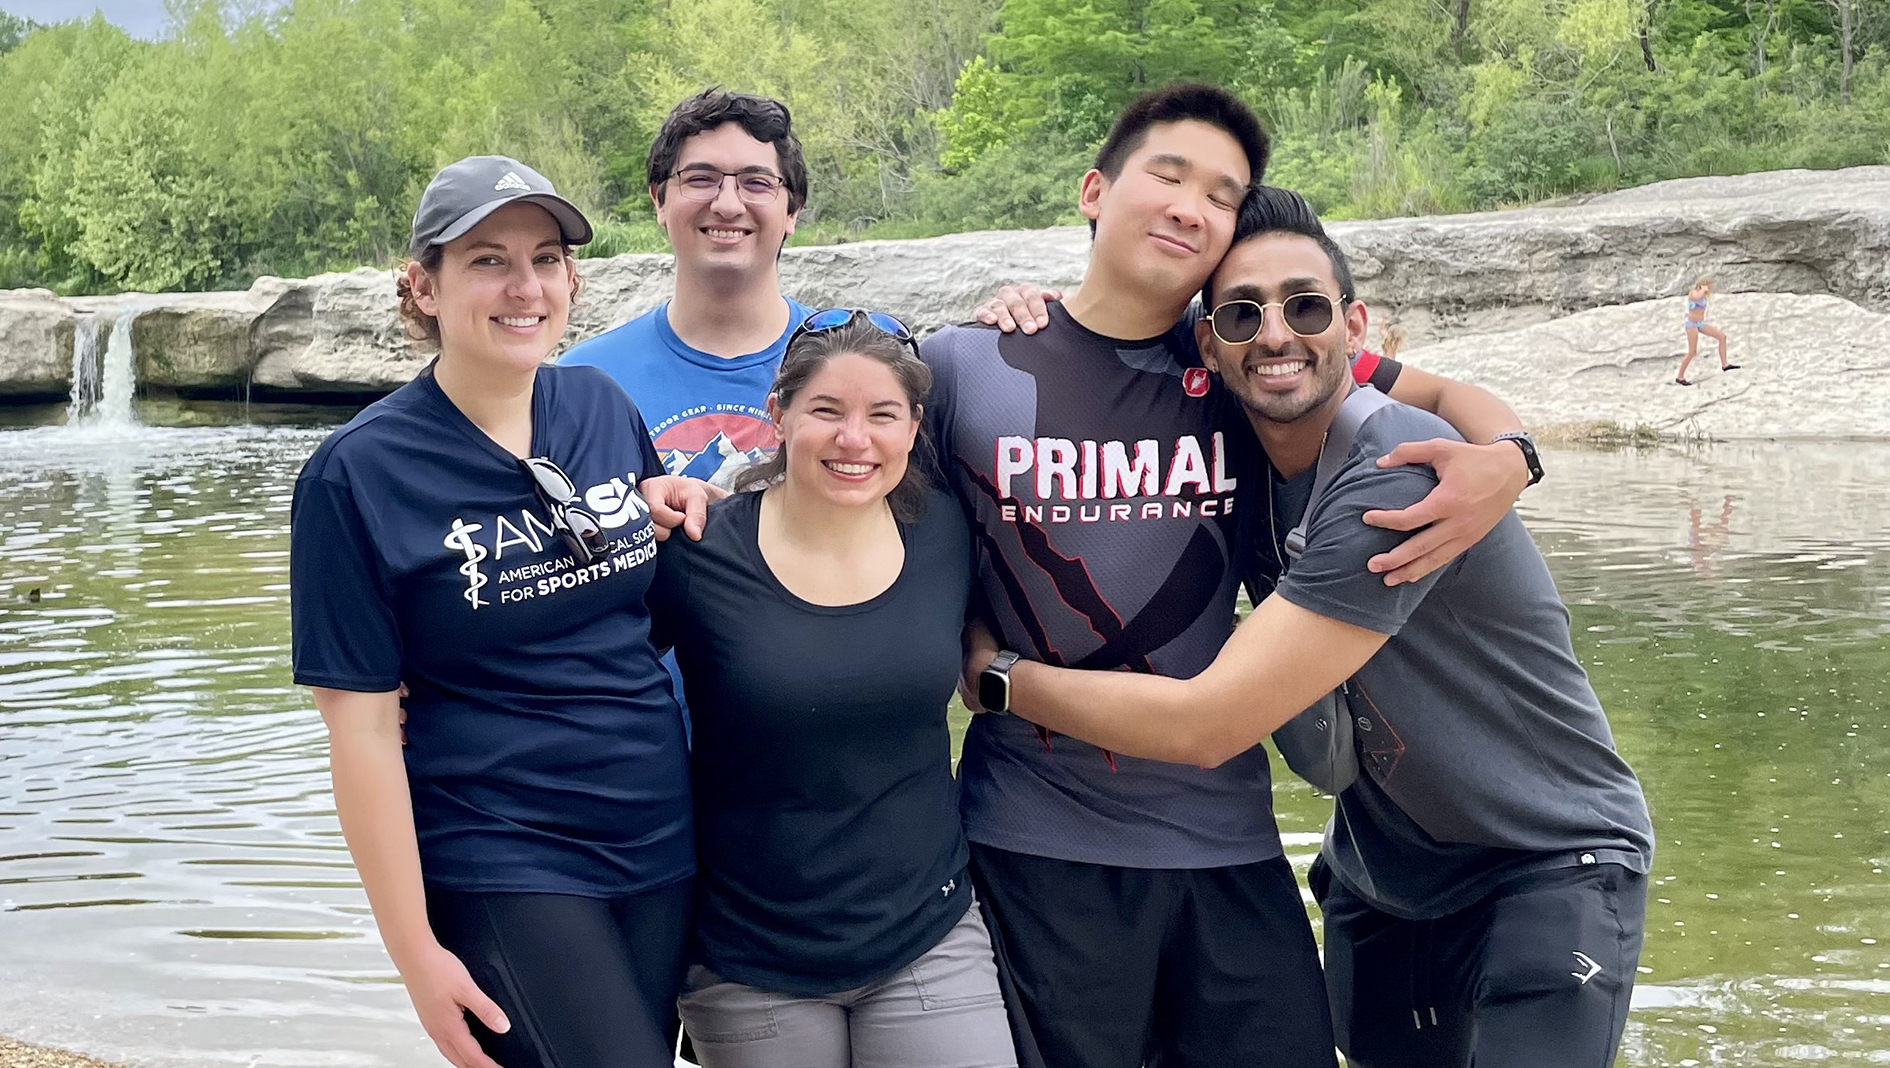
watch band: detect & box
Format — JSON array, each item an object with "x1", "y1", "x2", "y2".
[{"x1": 1492, "y1": 431, "x2": 1544, "y2": 487}]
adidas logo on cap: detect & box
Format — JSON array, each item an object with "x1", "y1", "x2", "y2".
[{"x1": 494, "y1": 172, "x2": 531, "y2": 193}]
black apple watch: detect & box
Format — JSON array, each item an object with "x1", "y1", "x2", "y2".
[
  {"x1": 978, "y1": 650, "x2": 1022, "y2": 714},
  {"x1": 1491, "y1": 431, "x2": 1544, "y2": 487}
]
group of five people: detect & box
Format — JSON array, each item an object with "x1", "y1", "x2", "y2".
[{"x1": 290, "y1": 82, "x2": 1652, "y2": 1068}]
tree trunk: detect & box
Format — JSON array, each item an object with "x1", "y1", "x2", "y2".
[
  {"x1": 1840, "y1": 0, "x2": 1853, "y2": 106},
  {"x1": 1639, "y1": 0, "x2": 1662, "y2": 72},
  {"x1": 1745, "y1": 0, "x2": 1777, "y2": 75},
  {"x1": 1451, "y1": 0, "x2": 1471, "y2": 61}
]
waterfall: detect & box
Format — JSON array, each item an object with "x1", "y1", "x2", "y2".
[
  {"x1": 66, "y1": 306, "x2": 145, "y2": 427},
  {"x1": 65, "y1": 316, "x2": 104, "y2": 422}
]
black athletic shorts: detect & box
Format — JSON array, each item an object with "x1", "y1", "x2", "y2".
[
  {"x1": 1313, "y1": 857, "x2": 1647, "y2": 1068},
  {"x1": 425, "y1": 877, "x2": 693, "y2": 1068},
  {"x1": 969, "y1": 844, "x2": 1336, "y2": 1068}
]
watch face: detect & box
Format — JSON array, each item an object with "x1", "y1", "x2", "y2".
[{"x1": 977, "y1": 670, "x2": 1009, "y2": 713}]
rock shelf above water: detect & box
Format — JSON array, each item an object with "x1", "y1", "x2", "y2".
[{"x1": 2, "y1": 165, "x2": 1888, "y2": 438}]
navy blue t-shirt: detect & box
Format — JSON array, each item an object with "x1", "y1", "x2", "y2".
[{"x1": 290, "y1": 363, "x2": 693, "y2": 897}]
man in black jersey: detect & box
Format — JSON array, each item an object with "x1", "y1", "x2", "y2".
[{"x1": 922, "y1": 84, "x2": 1538, "y2": 1068}]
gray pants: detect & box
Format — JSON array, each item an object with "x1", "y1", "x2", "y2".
[{"x1": 678, "y1": 899, "x2": 1018, "y2": 1068}]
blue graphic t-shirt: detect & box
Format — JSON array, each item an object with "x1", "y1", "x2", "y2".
[
  {"x1": 289, "y1": 363, "x2": 693, "y2": 896},
  {"x1": 561, "y1": 297, "x2": 814, "y2": 489},
  {"x1": 560, "y1": 296, "x2": 813, "y2": 722}
]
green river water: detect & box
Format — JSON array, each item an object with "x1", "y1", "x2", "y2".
[{"x1": 0, "y1": 414, "x2": 1885, "y2": 1067}]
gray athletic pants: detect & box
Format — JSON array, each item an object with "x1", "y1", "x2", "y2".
[{"x1": 677, "y1": 897, "x2": 1018, "y2": 1068}]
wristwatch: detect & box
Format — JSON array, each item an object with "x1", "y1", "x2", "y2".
[
  {"x1": 1491, "y1": 431, "x2": 1544, "y2": 487},
  {"x1": 978, "y1": 651, "x2": 1022, "y2": 714}
]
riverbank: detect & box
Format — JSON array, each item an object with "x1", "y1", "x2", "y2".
[{"x1": 0, "y1": 1038, "x2": 123, "y2": 1068}]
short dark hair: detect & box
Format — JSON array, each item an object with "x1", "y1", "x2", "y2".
[
  {"x1": 1201, "y1": 185, "x2": 1356, "y2": 309},
  {"x1": 732, "y1": 317, "x2": 936, "y2": 523},
  {"x1": 647, "y1": 88, "x2": 809, "y2": 214},
  {"x1": 1088, "y1": 84, "x2": 1269, "y2": 235}
]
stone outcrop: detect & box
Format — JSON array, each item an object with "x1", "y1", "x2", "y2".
[
  {"x1": 0, "y1": 289, "x2": 76, "y2": 398},
  {"x1": 1406, "y1": 292, "x2": 1890, "y2": 439},
  {"x1": 3, "y1": 165, "x2": 1889, "y2": 436},
  {"x1": 1342, "y1": 165, "x2": 1890, "y2": 345},
  {"x1": 248, "y1": 269, "x2": 424, "y2": 393}
]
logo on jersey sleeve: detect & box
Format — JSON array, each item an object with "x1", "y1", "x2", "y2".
[
  {"x1": 651, "y1": 408, "x2": 778, "y2": 488},
  {"x1": 1182, "y1": 368, "x2": 1210, "y2": 397},
  {"x1": 439, "y1": 471, "x2": 660, "y2": 610}
]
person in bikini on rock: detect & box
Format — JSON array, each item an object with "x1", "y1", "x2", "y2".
[{"x1": 1675, "y1": 274, "x2": 1737, "y2": 385}]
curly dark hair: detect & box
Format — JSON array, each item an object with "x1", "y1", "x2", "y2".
[{"x1": 647, "y1": 88, "x2": 809, "y2": 215}]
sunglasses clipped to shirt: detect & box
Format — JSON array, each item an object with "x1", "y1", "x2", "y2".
[
  {"x1": 522, "y1": 456, "x2": 610, "y2": 565},
  {"x1": 1207, "y1": 292, "x2": 1342, "y2": 346},
  {"x1": 788, "y1": 308, "x2": 922, "y2": 358}
]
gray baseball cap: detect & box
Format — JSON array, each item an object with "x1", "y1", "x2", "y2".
[{"x1": 409, "y1": 155, "x2": 593, "y2": 257}]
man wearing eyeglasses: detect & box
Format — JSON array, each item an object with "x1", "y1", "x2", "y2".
[
  {"x1": 561, "y1": 88, "x2": 813, "y2": 492},
  {"x1": 960, "y1": 186, "x2": 1652, "y2": 1068}
]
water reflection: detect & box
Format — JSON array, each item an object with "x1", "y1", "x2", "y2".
[{"x1": 1, "y1": 430, "x2": 1887, "y2": 1067}]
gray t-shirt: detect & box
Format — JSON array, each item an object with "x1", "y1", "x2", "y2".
[{"x1": 1256, "y1": 402, "x2": 1654, "y2": 920}]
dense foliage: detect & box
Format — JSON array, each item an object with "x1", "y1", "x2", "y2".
[{"x1": 0, "y1": 0, "x2": 1884, "y2": 294}]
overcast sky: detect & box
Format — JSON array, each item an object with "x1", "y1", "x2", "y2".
[{"x1": 7, "y1": 2, "x2": 179, "y2": 38}]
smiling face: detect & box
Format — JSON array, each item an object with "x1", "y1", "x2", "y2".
[
  {"x1": 769, "y1": 352, "x2": 921, "y2": 511},
  {"x1": 1197, "y1": 232, "x2": 1368, "y2": 426},
  {"x1": 408, "y1": 201, "x2": 575, "y2": 374},
  {"x1": 653, "y1": 121, "x2": 799, "y2": 278},
  {"x1": 1081, "y1": 119, "x2": 1250, "y2": 306}
]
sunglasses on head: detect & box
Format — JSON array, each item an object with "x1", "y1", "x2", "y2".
[
  {"x1": 1208, "y1": 292, "x2": 1341, "y2": 345},
  {"x1": 522, "y1": 456, "x2": 609, "y2": 565},
  {"x1": 789, "y1": 308, "x2": 920, "y2": 357}
]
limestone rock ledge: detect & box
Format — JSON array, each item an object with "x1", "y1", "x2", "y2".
[
  {"x1": 1, "y1": 165, "x2": 1887, "y2": 433},
  {"x1": 1407, "y1": 292, "x2": 1890, "y2": 439}
]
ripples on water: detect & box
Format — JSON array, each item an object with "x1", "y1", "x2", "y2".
[{"x1": 1, "y1": 426, "x2": 1887, "y2": 1067}]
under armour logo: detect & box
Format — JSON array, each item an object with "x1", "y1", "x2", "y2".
[
  {"x1": 493, "y1": 172, "x2": 531, "y2": 192},
  {"x1": 1571, "y1": 951, "x2": 1602, "y2": 984},
  {"x1": 940, "y1": 879, "x2": 956, "y2": 897}
]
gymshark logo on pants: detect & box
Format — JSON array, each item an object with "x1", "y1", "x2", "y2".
[
  {"x1": 1571, "y1": 951, "x2": 1602, "y2": 984},
  {"x1": 494, "y1": 172, "x2": 531, "y2": 192}
]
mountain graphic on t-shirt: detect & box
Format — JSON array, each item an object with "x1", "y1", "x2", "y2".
[{"x1": 662, "y1": 431, "x2": 773, "y2": 488}]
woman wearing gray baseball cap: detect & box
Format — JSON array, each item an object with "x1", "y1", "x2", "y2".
[{"x1": 290, "y1": 155, "x2": 705, "y2": 1068}]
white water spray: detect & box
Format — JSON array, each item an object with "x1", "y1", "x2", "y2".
[
  {"x1": 64, "y1": 315, "x2": 103, "y2": 422},
  {"x1": 66, "y1": 305, "x2": 147, "y2": 427}
]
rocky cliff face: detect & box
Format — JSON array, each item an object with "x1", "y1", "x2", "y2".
[{"x1": 3, "y1": 166, "x2": 1888, "y2": 437}]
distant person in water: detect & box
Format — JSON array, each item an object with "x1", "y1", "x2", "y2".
[{"x1": 1675, "y1": 275, "x2": 1737, "y2": 385}]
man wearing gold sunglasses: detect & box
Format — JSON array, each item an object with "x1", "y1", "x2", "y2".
[{"x1": 965, "y1": 186, "x2": 1652, "y2": 1068}]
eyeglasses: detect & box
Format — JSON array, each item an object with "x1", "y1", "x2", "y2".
[
  {"x1": 789, "y1": 308, "x2": 921, "y2": 358},
  {"x1": 669, "y1": 167, "x2": 786, "y2": 205},
  {"x1": 522, "y1": 456, "x2": 609, "y2": 565},
  {"x1": 1208, "y1": 293, "x2": 1341, "y2": 345}
]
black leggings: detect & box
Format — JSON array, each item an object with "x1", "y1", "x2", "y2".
[{"x1": 425, "y1": 878, "x2": 693, "y2": 1068}]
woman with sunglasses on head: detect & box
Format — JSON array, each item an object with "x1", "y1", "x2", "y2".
[
  {"x1": 646, "y1": 310, "x2": 1017, "y2": 1068},
  {"x1": 290, "y1": 156, "x2": 707, "y2": 1068}
]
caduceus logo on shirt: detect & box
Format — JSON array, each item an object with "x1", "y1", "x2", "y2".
[{"x1": 443, "y1": 518, "x2": 489, "y2": 609}]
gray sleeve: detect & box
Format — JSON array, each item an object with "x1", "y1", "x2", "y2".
[
  {"x1": 917, "y1": 328, "x2": 965, "y2": 487},
  {"x1": 1273, "y1": 459, "x2": 1449, "y2": 636}
]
